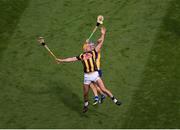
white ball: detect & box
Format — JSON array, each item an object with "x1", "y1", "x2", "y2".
[{"x1": 97, "y1": 15, "x2": 104, "y2": 24}]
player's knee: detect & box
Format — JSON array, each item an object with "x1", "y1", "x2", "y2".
[{"x1": 101, "y1": 88, "x2": 107, "y2": 93}]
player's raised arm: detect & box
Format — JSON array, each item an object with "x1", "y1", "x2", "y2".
[
  {"x1": 56, "y1": 57, "x2": 78, "y2": 63},
  {"x1": 95, "y1": 27, "x2": 106, "y2": 52}
]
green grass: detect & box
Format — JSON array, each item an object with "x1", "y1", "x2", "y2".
[
  {"x1": 0, "y1": 0, "x2": 29, "y2": 57},
  {"x1": 0, "y1": 0, "x2": 179, "y2": 128},
  {"x1": 122, "y1": 0, "x2": 180, "y2": 128}
]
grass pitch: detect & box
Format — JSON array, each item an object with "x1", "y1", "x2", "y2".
[{"x1": 0, "y1": 0, "x2": 179, "y2": 128}]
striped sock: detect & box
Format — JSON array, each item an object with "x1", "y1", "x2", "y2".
[
  {"x1": 101, "y1": 94, "x2": 106, "y2": 99},
  {"x1": 94, "y1": 96, "x2": 99, "y2": 101}
]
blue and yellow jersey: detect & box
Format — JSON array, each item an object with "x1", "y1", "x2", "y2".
[
  {"x1": 96, "y1": 51, "x2": 103, "y2": 77},
  {"x1": 96, "y1": 51, "x2": 101, "y2": 70}
]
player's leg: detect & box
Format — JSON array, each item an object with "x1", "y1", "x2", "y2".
[
  {"x1": 83, "y1": 72, "x2": 92, "y2": 112},
  {"x1": 96, "y1": 69, "x2": 106, "y2": 103},
  {"x1": 90, "y1": 83, "x2": 99, "y2": 105},
  {"x1": 95, "y1": 78, "x2": 121, "y2": 105},
  {"x1": 95, "y1": 85, "x2": 106, "y2": 103},
  {"x1": 83, "y1": 84, "x2": 90, "y2": 113},
  {"x1": 96, "y1": 78, "x2": 113, "y2": 97}
]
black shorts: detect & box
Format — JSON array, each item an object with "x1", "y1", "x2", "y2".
[{"x1": 98, "y1": 69, "x2": 102, "y2": 77}]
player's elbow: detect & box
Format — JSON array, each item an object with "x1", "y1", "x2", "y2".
[{"x1": 95, "y1": 47, "x2": 101, "y2": 52}]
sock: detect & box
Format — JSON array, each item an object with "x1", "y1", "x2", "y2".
[
  {"x1": 101, "y1": 94, "x2": 105, "y2": 99},
  {"x1": 111, "y1": 96, "x2": 118, "y2": 103},
  {"x1": 84, "y1": 101, "x2": 89, "y2": 107},
  {"x1": 94, "y1": 96, "x2": 99, "y2": 101}
]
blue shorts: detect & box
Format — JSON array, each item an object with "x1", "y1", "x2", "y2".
[{"x1": 98, "y1": 70, "x2": 102, "y2": 77}]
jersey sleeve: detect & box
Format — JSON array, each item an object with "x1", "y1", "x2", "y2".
[{"x1": 76, "y1": 54, "x2": 83, "y2": 60}]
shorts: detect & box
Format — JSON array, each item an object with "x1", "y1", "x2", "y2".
[
  {"x1": 98, "y1": 69, "x2": 102, "y2": 77},
  {"x1": 84, "y1": 71, "x2": 100, "y2": 85}
]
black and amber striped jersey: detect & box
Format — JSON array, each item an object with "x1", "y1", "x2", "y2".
[{"x1": 76, "y1": 50, "x2": 98, "y2": 73}]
